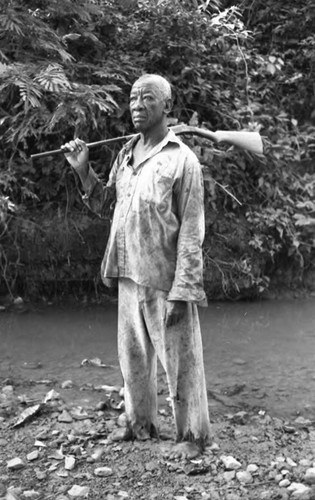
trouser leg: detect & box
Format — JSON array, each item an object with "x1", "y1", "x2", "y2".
[
  {"x1": 117, "y1": 278, "x2": 158, "y2": 437},
  {"x1": 142, "y1": 292, "x2": 211, "y2": 447}
]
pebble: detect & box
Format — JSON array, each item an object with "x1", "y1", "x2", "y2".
[
  {"x1": 7, "y1": 458, "x2": 25, "y2": 470},
  {"x1": 220, "y1": 455, "x2": 242, "y2": 470},
  {"x1": 0, "y1": 439, "x2": 7, "y2": 446},
  {"x1": 304, "y1": 467, "x2": 315, "y2": 484},
  {"x1": 61, "y1": 380, "x2": 73, "y2": 389},
  {"x1": 6, "y1": 487, "x2": 22, "y2": 500},
  {"x1": 90, "y1": 447, "x2": 104, "y2": 462},
  {"x1": 287, "y1": 483, "x2": 312, "y2": 498},
  {"x1": 206, "y1": 491, "x2": 220, "y2": 500},
  {"x1": 201, "y1": 493, "x2": 211, "y2": 500},
  {"x1": 65, "y1": 456, "x2": 76, "y2": 470},
  {"x1": 232, "y1": 358, "x2": 246, "y2": 365},
  {"x1": 35, "y1": 470, "x2": 46, "y2": 480},
  {"x1": 23, "y1": 490, "x2": 40, "y2": 499},
  {"x1": 117, "y1": 413, "x2": 128, "y2": 428},
  {"x1": 236, "y1": 470, "x2": 253, "y2": 484},
  {"x1": 247, "y1": 464, "x2": 259, "y2": 473},
  {"x1": 259, "y1": 492, "x2": 271, "y2": 500},
  {"x1": 34, "y1": 440, "x2": 46, "y2": 448},
  {"x1": 299, "y1": 459, "x2": 312, "y2": 467},
  {"x1": 294, "y1": 417, "x2": 312, "y2": 426},
  {"x1": 281, "y1": 469, "x2": 290, "y2": 476},
  {"x1": 58, "y1": 410, "x2": 73, "y2": 423},
  {"x1": 223, "y1": 470, "x2": 235, "y2": 482},
  {"x1": 27, "y1": 450, "x2": 39, "y2": 462},
  {"x1": 286, "y1": 458, "x2": 297, "y2": 467},
  {"x1": 68, "y1": 485, "x2": 90, "y2": 498},
  {"x1": 44, "y1": 389, "x2": 60, "y2": 402},
  {"x1": 231, "y1": 411, "x2": 249, "y2": 425},
  {"x1": 279, "y1": 479, "x2": 291, "y2": 487},
  {"x1": 275, "y1": 474, "x2": 283, "y2": 482},
  {"x1": 94, "y1": 466, "x2": 113, "y2": 477},
  {"x1": 209, "y1": 442, "x2": 220, "y2": 452},
  {"x1": 226, "y1": 494, "x2": 241, "y2": 500}
]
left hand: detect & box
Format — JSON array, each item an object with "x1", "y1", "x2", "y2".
[{"x1": 164, "y1": 301, "x2": 187, "y2": 328}]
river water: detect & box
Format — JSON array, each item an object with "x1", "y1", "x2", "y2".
[{"x1": 1, "y1": 298, "x2": 315, "y2": 418}]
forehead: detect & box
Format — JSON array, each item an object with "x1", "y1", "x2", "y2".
[{"x1": 130, "y1": 79, "x2": 163, "y2": 96}]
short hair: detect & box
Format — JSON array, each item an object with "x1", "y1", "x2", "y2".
[{"x1": 132, "y1": 74, "x2": 172, "y2": 101}]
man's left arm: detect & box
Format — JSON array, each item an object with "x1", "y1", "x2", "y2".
[{"x1": 167, "y1": 153, "x2": 207, "y2": 306}]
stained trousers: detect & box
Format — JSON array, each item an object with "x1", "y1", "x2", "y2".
[{"x1": 117, "y1": 278, "x2": 210, "y2": 445}]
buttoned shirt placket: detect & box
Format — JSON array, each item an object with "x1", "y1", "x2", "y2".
[
  {"x1": 115, "y1": 142, "x2": 166, "y2": 276},
  {"x1": 116, "y1": 149, "x2": 145, "y2": 275}
]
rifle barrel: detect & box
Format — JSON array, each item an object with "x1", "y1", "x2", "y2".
[{"x1": 30, "y1": 134, "x2": 135, "y2": 160}]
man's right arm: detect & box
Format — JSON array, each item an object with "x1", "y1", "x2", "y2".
[{"x1": 61, "y1": 137, "x2": 116, "y2": 219}]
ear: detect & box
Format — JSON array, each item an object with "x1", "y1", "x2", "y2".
[{"x1": 163, "y1": 98, "x2": 173, "y2": 116}]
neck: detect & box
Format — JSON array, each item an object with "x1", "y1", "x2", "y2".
[{"x1": 139, "y1": 123, "x2": 169, "y2": 148}]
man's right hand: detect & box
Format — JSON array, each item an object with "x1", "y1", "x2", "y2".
[{"x1": 61, "y1": 138, "x2": 89, "y2": 181}]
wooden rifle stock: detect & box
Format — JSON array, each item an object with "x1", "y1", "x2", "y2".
[{"x1": 30, "y1": 125, "x2": 263, "y2": 160}]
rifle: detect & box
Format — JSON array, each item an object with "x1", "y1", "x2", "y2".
[{"x1": 30, "y1": 124, "x2": 263, "y2": 160}]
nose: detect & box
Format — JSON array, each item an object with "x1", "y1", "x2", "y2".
[{"x1": 131, "y1": 95, "x2": 145, "y2": 110}]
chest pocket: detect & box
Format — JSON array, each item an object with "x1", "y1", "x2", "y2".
[{"x1": 132, "y1": 159, "x2": 175, "y2": 211}]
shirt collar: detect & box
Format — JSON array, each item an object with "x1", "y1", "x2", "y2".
[{"x1": 123, "y1": 128, "x2": 181, "y2": 157}]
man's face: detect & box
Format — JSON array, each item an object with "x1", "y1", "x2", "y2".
[{"x1": 129, "y1": 79, "x2": 169, "y2": 132}]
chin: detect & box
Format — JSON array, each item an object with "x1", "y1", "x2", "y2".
[{"x1": 133, "y1": 123, "x2": 146, "y2": 132}]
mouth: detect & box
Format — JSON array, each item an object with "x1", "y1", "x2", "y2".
[{"x1": 132, "y1": 115, "x2": 146, "y2": 122}]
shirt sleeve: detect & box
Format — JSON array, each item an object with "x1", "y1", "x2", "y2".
[
  {"x1": 167, "y1": 152, "x2": 208, "y2": 306},
  {"x1": 79, "y1": 151, "x2": 123, "y2": 219}
]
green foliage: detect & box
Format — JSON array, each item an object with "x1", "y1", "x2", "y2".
[{"x1": 0, "y1": 0, "x2": 314, "y2": 299}]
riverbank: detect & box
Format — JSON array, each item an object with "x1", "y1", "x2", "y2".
[
  {"x1": 1, "y1": 297, "x2": 315, "y2": 499},
  {"x1": 1, "y1": 375, "x2": 315, "y2": 500}
]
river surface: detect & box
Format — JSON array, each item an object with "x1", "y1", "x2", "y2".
[{"x1": 1, "y1": 298, "x2": 315, "y2": 418}]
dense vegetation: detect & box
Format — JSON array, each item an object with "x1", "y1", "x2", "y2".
[{"x1": 0, "y1": 0, "x2": 314, "y2": 301}]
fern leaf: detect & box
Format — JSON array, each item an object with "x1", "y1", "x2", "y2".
[
  {"x1": 0, "y1": 13, "x2": 24, "y2": 36},
  {"x1": 35, "y1": 64, "x2": 72, "y2": 93}
]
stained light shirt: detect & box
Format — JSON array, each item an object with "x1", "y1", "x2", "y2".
[{"x1": 81, "y1": 129, "x2": 207, "y2": 304}]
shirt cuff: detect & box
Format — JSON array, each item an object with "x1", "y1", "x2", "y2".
[{"x1": 167, "y1": 287, "x2": 208, "y2": 307}]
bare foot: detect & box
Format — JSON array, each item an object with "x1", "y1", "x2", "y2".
[
  {"x1": 166, "y1": 441, "x2": 202, "y2": 460},
  {"x1": 108, "y1": 427, "x2": 133, "y2": 442}
]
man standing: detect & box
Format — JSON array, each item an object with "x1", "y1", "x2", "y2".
[{"x1": 62, "y1": 74, "x2": 211, "y2": 459}]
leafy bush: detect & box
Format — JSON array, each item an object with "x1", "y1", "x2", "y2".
[{"x1": 0, "y1": 0, "x2": 314, "y2": 299}]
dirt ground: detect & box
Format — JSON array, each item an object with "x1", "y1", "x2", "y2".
[{"x1": 1, "y1": 374, "x2": 315, "y2": 500}]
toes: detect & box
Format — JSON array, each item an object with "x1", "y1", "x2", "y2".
[{"x1": 165, "y1": 442, "x2": 201, "y2": 460}]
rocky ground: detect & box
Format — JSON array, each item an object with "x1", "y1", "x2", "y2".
[{"x1": 1, "y1": 375, "x2": 315, "y2": 500}]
